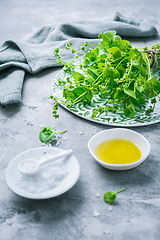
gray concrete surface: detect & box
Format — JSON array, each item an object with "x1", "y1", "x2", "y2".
[{"x1": 1, "y1": 0, "x2": 160, "y2": 239}]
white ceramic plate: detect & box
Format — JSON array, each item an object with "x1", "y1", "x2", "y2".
[{"x1": 5, "y1": 147, "x2": 80, "y2": 199}]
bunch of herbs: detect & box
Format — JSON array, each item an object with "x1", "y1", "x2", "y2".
[{"x1": 51, "y1": 31, "x2": 160, "y2": 119}]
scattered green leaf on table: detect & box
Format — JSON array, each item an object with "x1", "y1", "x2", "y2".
[
  {"x1": 104, "y1": 188, "x2": 125, "y2": 204},
  {"x1": 39, "y1": 125, "x2": 67, "y2": 143}
]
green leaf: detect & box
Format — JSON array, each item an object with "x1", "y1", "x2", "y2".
[
  {"x1": 85, "y1": 51, "x2": 97, "y2": 61},
  {"x1": 98, "y1": 53, "x2": 108, "y2": 61},
  {"x1": 87, "y1": 68, "x2": 100, "y2": 79},
  {"x1": 124, "y1": 88, "x2": 137, "y2": 100},
  {"x1": 103, "y1": 30, "x2": 116, "y2": 40},
  {"x1": 129, "y1": 49, "x2": 143, "y2": 66},
  {"x1": 134, "y1": 74, "x2": 145, "y2": 93},
  {"x1": 145, "y1": 78, "x2": 160, "y2": 99},
  {"x1": 39, "y1": 125, "x2": 57, "y2": 143},
  {"x1": 73, "y1": 87, "x2": 85, "y2": 97},
  {"x1": 129, "y1": 48, "x2": 139, "y2": 59},
  {"x1": 114, "y1": 35, "x2": 121, "y2": 41},
  {"x1": 39, "y1": 126, "x2": 67, "y2": 143},
  {"x1": 117, "y1": 65, "x2": 125, "y2": 77},
  {"x1": 98, "y1": 62, "x2": 105, "y2": 71},
  {"x1": 132, "y1": 91, "x2": 145, "y2": 105},
  {"x1": 85, "y1": 90, "x2": 93, "y2": 101},
  {"x1": 139, "y1": 66, "x2": 147, "y2": 77},
  {"x1": 98, "y1": 32, "x2": 114, "y2": 47},
  {"x1": 135, "y1": 83, "x2": 145, "y2": 93},
  {"x1": 104, "y1": 188, "x2": 124, "y2": 204},
  {"x1": 123, "y1": 99, "x2": 136, "y2": 118},
  {"x1": 113, "y1": 90, "x2": 126, "y2": 101},
  {"x1": 109, "y1": 47, "x2": 121, "y2": 58},
  {"x1": 92, "y1": 47, "x2": 100, "y2": 56},
  {"x1": 84, "y1": 51, "x2": 97, "y2": 66},
  {"x1": 73, "y1": 86, "x2": 93, "y2": 101},
  {"x1": 124, "y1": 106, "x2": 135, "y2": 118},
  {"x1": 103, "y1": 67, "x2": 120, "y2": 81},
  {"x1": 86, "y1": 77, "x2": 95, "y2": 84},
  {"x1": 63, "y1": 88, "x2": 76, "y2": 100},
  {"x1": 115, "y1": 40, "x2": 132, "y2": 51},
  {"x1": 104, "y1": 191, "x2": 116, "y2": 204},
  {"x1": 73, "y1": 72, "x2": 85, "y2": 81}
]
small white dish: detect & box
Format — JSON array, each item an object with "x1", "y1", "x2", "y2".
[
  {"x1": 5, "y1": 147, "x2": 80, "y2": 199},
  {"x1": 88, "y1": 128, "x2": 150, "y2": 170}
]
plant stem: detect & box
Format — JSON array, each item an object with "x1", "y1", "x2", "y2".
[
  {"x1": 115, "y1": 53, "x2": 127, "y2": 69},
  {"x1": 92, "y1": 72, "x2": 103, "y2": 85},
  {"x1": 73, "y1": 91, "x2": 87, "y2": 104},
  {"x1": 88, "y1": 43, "x2": 98, "y2": 47},
  {"x1": 70, "y1": 48, "x2": 85, "y2": 55},
  {"x1": 55, "y1": 130, "x2": 68, "y2": 134},
  {"x1": 115, "y1": 188, "x2": 125, "y2": 194},
  {"x1": 146, "y1": 55, "x2": 152, "y2": 79}
]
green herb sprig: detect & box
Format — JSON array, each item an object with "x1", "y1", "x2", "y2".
[
  {"x1": 104, "y1": 188, "x2": 125, "y2": 204},
  {"x1": 51, "y1": 31, "x2": 160, "y2": 119},
  {"x1": 39, "y1": 125, "x2": 67, "y2": 143}
]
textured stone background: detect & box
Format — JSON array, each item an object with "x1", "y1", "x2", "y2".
[{"x1": 0, "y1": 0, "x2": 160, "y2": 239}]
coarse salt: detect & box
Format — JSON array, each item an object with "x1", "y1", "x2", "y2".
[{"x1": 15, "y1": 154, "x2": 70, "y2": 194}]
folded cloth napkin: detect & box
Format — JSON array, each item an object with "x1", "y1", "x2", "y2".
[{"x1": 0, "y1": 12, "x2": 158, "y2": 105}]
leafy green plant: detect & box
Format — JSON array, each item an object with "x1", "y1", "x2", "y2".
[
  {"x1": 39, "y1": 125, "x2": 67, "y2": 143},
  {"x1": 51, "y1": 31, "x2": 160, "y2": 119},
  {"x1": 104, "y1": 188, "x2": 125, "y2": 204}
]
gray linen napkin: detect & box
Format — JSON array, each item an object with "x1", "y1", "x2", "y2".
[{"x1": 0, "y1": 12, "x2": 158, "y2": 105}]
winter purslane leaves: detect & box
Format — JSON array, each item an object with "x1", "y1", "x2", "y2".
[{"x1": 51, "y1": 30, "x2": 160, "y2": 119}]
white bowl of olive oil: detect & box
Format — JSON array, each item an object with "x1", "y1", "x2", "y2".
[{"x1": 88, "y1": 128, "x2": 150, "y2": 170}]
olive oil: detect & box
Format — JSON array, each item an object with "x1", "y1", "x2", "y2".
[{"x1": 95, "y1": 139, "x2": 141, "y2": 164}]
